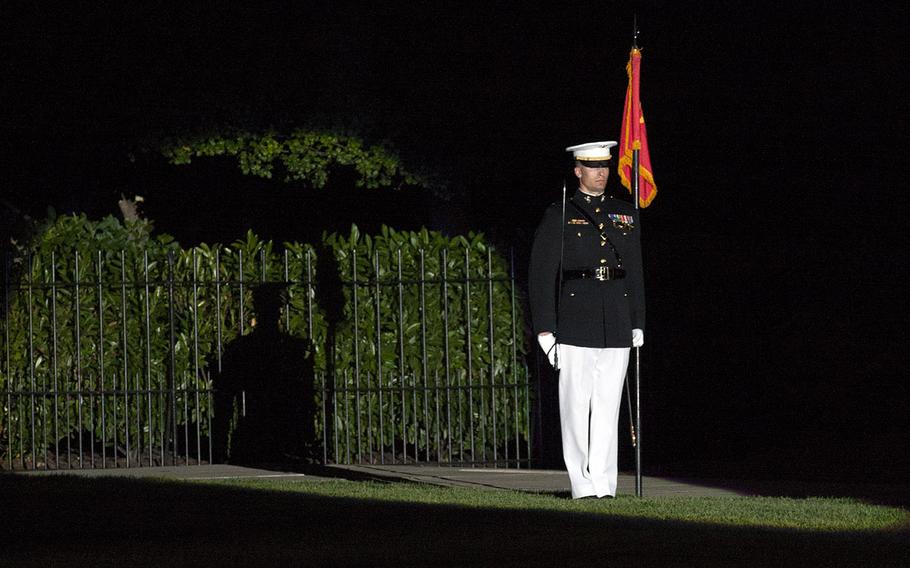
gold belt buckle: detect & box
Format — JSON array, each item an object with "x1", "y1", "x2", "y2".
[{"x1": 594, "y1": 266, "x2": 609, "y2": 281}]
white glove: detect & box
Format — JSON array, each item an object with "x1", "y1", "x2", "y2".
[
  {"x1": 537, "y1": 333, "x2": 558, "y2": 369},
  {"x1": 632, "y1": 328, "x2": 644, "y2": 348}
]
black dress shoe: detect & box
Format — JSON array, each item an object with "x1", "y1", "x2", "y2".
[{"x1": 598, "y1": 495, "x2": 614, "y2": 499}]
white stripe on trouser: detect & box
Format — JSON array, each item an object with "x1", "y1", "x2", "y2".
[{"x1": 558, "y1": 344, "x2": 630, "y2": 498}]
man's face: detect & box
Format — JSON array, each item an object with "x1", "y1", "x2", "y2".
[{"x1": 575, "y1": 163, "x2": 609, "y2": 194}]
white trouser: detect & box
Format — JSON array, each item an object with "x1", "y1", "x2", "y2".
[{"x1": 558, "y1": 344, "x2": 630, "y2": 498}]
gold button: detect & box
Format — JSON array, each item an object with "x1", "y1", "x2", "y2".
[
  {"x1": 570, "y1": 293, "x2": 575, "y2": 297},
  {"x1": 598, "y1": 223, "x2": 604, "y2": 230},
  {"x1": 600, "y1": 259, "x2": 607, "y2": 264},
  {"x1": 600, "y1": 241, "x2": 606, "y2": 247},
  {"x1": 577, "y1": 232, "x2": 581, "y2": 237},
  {"x1": 595, "y1": 208, "x2": 601, "y2": 213}
]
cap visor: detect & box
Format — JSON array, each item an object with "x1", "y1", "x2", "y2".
[{"x1": 576, "y1": 159, "x2": 612, "y2": 168}]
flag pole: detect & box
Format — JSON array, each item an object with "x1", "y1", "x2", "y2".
[
  {"x1": 631, "y1": 15, "x2": 643, "y2": 499},
  {"x1": 632, "y1": 16, "x2": 641, "y2": 211}
]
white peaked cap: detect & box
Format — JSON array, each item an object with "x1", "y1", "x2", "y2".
[{"x1": 565, "y1": 141, "x2": 618, "y2": 163}]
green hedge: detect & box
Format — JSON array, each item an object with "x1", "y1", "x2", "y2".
[{"x1": 1, "y1": 215, "x2": 528, "y2": 465}]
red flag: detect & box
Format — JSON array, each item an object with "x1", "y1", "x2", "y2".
[{"x1": 618, "y1": 48, "x2": 657, "y2": 208}]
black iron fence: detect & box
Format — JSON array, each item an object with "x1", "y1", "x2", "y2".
[{"x1": 1, "y1": 243, "x2": 532, "y2": 470}]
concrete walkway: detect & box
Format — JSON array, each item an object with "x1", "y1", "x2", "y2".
[
  {"x1": 15, "y1": 462, "x2": 743, "y2": 496},
  {"x1": 1, "y1": 462, "x2": 847, "y2": 501},
  {"x1": 15, "y1": 463, "x2": 910, "y2": 504},
  {"x1": 328, "y1": 464, "x2": 751, "y2": 497}
]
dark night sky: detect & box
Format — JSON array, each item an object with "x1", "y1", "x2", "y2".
[{"x1": 3, "y1": 3, "x2": 908, "y2": 479}]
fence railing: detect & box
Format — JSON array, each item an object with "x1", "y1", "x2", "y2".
[{"x1": 1, "y1": 244, "x2": 531, "y2": 470}]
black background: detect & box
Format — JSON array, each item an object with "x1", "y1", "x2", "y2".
[{"x1": 3, "y1": 3, "x2": 908, "y2": 480}]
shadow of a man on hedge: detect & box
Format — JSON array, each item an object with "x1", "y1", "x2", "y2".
[{"x1": 212, "y1": 283, "x2": 317, "y2": 466}]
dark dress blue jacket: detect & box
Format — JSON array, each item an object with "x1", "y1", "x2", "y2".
[{"x1": 529, "y1": 191, "x2": 645, "y2": 348}]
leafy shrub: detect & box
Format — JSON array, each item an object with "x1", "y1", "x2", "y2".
[{"x1": 1, "y1": 215, "x2": 527, "y2": 465}]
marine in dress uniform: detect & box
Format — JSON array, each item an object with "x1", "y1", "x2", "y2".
[{"x1": 529, "y1": 141, "x2": 645, "y2": 498}]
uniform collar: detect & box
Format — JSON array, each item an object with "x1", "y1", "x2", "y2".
[{"x1": 575, "y1": 190, "x2": 605, "y2": 204}]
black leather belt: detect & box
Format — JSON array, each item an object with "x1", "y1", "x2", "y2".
[{"x1": 563, "y1": 266, "x2": 626, "y2": 281}]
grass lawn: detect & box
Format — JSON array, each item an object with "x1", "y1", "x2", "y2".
[{"x1": 2, "y1": 475, "x2": 908, "y2": 567}]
